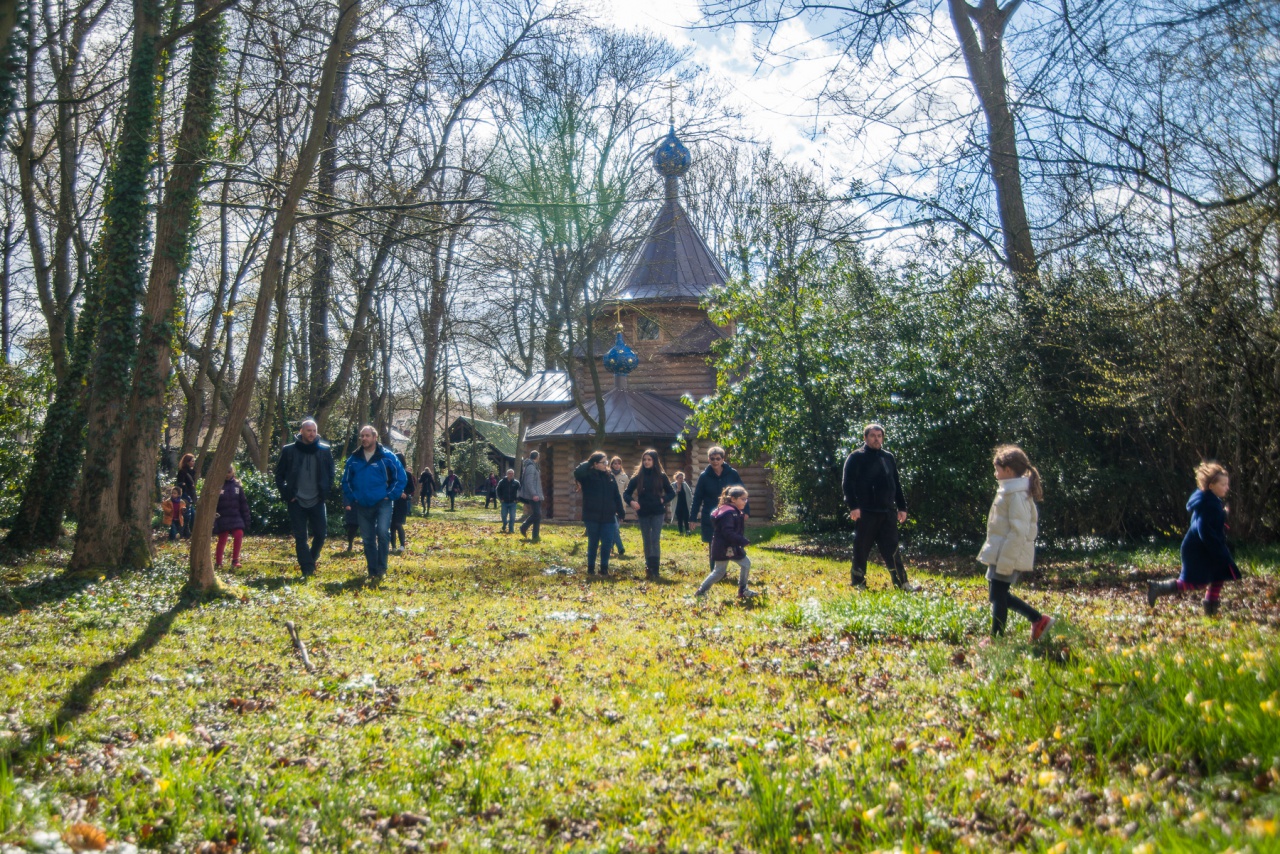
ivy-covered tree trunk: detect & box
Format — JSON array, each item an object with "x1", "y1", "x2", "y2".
[
  {"x1": 2, "y1": 270, "x2": 100, "y2": 549},
  {"x1": 120, "y1": 0, "x2": 227, "y2": 562},
  {"x1": 187, "y1": 0, "x2": 362, "y2": 593},
  {"x1": 67, "y1": 0, "x2": 163, "y2": 575}
]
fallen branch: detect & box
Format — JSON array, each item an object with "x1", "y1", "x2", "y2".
[{"x1": 284, "y1": 620, "x2": 316, "y2": 673}]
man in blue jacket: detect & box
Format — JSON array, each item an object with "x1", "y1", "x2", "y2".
[
  {"x1": 341, "y1": 425, "x2": 407, "y2": 580},
  {"x1": 275, "y1": 419, "x2": 336, "y2": 578}
]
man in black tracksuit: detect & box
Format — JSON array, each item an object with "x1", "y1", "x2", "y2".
[{"x1": 841, "y1": 422, "x2": 911, "y2": 590}]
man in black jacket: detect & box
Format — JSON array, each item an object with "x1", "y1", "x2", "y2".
[
  {"x1": 842, "y1": 423, "x2": 912, "y2": 590},
  {"x1": 275, "y1": 419, "x2": 335, "y2": 578},
  {"x1": 690, "y1": 446, "x2": 747, "y2": 572}
]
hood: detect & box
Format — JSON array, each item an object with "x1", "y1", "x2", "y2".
[
  {"x1": 712, "y1": 503, "x2": 739, "y2": 519},
  {"x1": 295, "y1": 434, "x2": 320, "y2": 452},
  {"x1": 997, "y1": 477, "x2": 1030, "y2": 494},
  {"x1": 1187, "y1": 489, "x2": 1218, "y2": 513}
]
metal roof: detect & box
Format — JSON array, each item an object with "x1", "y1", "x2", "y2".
[
  {"x1": 450, "y1": 416, "x2": 519, "y2": 461},
  {"x1": 606, "y1": 197, "x2": 729, "y2": 303},
  {"x1": 524, "y1": 387, "x2": 693, "y2": 442},
  {"x1": 495, "y1": 371, "x2": 573, "y2": 409}
]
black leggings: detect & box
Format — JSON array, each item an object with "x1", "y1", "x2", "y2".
[
  {"x1": 988, "y1": 579, "x2": 1041, "y2": 636},
  {"x1": 345, "y1": 524, "x2": 359, "y2": 549},
  {"x1": 393, "y1": 524, "x2": 406, "y2": 548}
]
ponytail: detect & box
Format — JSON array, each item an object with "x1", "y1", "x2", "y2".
[
  {"x1": 719, "y1": 485, "x2": 748, "y2": 506},
  {"x1": 993, "y1": 445, "x2": 1043, "y2": 502}
]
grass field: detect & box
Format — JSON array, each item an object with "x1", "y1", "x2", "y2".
[{"x1": 2, "y1": 503, "x2": 1278, "y2": 853}]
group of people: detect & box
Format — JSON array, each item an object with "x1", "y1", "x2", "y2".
[{"x1": 164, "y1": 417, "x2": 1243, "y2": 634}]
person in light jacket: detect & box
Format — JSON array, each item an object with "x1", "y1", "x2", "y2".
[
  {"x1": 978, "y1": 445, "x2": 1053, "y2": 640},
  {"x1": 670, "y1": 471, "x2": 693, "y2": 534},
  {"x1": 1147, "y1": 461, "x2": 1242, "y2": 617},
  {"x1": 517, "y1": 451, "x2": 543, "y2": 542}
]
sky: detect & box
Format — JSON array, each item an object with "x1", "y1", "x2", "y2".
[{"x1": 587, "y1": 0, "x2": 845, "y2": 171}]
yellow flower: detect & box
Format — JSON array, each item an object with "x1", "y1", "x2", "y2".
[
  {"x1": 1247, "y1": 817, "x2": 1278, "y2": 837},
  {"x1": 1053, "y1": 725, "x2": 1063, "y2": 740},
  {"x1": 1184, "y1": 691, "x2": 1196, "y2": 706},
  {"x1": 1037, "y1": 770, "x2": 1059, "y2": 788},
  {"x1": 1047, "y1": 842, "x2": 1069, "y2": 854},
  {"x1": 862, "y1": 804, "x2": 883, "y2": 821},
  {"x1": 155, "y1": 778, "x2": 171, "y2": 793},
  {"x1": 1133, "y1": 844, "x2": 1155, "y2": 854}
]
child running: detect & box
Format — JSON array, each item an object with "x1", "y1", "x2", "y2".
[
  {"x1": 1148, "y1": 461, "x2": 1241, "y2": 616},
  {"x1": 978, "y1": 446, "x2": 1054, "y2": 640},
  {"x1": 213, "y1": 465, "x2": 250, "y2": 569},
  {"x1": 695, "y1": 486, "x2": 757, "y2": 600}
]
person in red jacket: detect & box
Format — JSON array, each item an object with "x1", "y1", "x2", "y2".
[{"x1": 213, "y1": 465, "x2": 251, "y2": 569}]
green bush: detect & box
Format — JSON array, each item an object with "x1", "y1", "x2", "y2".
[
  {"x1": 238, "y1": 458, "x2": 351, "y2": 536},
  {"x1": 0, "y1": 359, "x2": 55, "y2": 523}
]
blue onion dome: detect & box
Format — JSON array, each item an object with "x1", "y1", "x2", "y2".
[
  {"x1": 602, "y1": 331, "x2": 639, "y2": 375},
  {"x1": 653, "y1": 126, "x2": 691, "y2": 178}
]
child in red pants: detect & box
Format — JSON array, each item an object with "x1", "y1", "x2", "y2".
[
  {"x1": 1148, "y1": 461, "x2": 1241, "y2": 616},
  {"x1": 213, "y1": 465, "x2": 251, "y2": 568}
]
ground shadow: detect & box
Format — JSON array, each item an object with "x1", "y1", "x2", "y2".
[
  {"x1": 0, "y1": 571, "x2": 99, "y2": 617},
  {"x1": 1, "y1": 595, "x2": 194, "y2": 769},
  {"x1": 244, "y1": 575, "x2": 310, "y2": 591},
  {"x1": 321, "y1": 576, "x2": 370, "y2": 595}
]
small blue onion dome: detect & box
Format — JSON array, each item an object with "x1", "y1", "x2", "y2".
[
  {"x1": 602, "y1": 331, "x2": 639, "y2": 375},
  {"x1": 653, "y1": 126, "x2": 691, "y2": 178}
]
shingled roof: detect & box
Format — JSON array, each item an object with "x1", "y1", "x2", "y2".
[
  {"x1": 523, "y1": 386, "x2": 693, "y2": 442},
  {"x1": 606, "y1": 196, "x2": 728, "y2": 303},
  {"x1": 495, "y1": 371, "x2": 573, "y2": 409}
]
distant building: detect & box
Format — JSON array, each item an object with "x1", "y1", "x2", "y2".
[
  {"x1": 446, "y1": 416, "x2": 519, "y2": 476},
  {"x1": 497, "y1": 126, "x2": 775, "y2": 522}
]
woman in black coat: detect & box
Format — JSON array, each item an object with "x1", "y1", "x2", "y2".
[
  {"x1": 573, "y1": 451, "x2": 626, "y2": 577},
  {"x1": 419, "y1": 467, "x2": 437, "y2": 516},
  {"x1": 176, "y1": 453, "x2": 198, "y2": 538},
  {"x1": 391, "y1": 453, "x2": 416, "y2": 554},
  {"x1": 623, "y1": 449, "x2": 675, "y2": 580}
]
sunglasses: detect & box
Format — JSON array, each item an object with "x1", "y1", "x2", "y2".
[{"x1": 709, "y1": 455, "x2": 724, "y2": 460}]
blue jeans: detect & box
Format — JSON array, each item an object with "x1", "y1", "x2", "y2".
[
  {"x1": 584, "y1": 519, "x2": 618, "y2": 574},
  {"x1": 611, "y1": 516, "x2": 625, "y2": 554},
  {"x1": 355, "y1": 499, "x2": 393, "y2": 577},
  {"x1": 501, "y1": 502, "x2": 518, "y2": 532},
  {"x1": 287, "y1": 500, "x2": 328, "y2": 575},
  {"x1": 168, "y1": 519, "x2": 182, "y2": 540}
]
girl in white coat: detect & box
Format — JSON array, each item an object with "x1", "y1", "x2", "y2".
[{"x1": 978, "y1": 446, "x2": 1054, "y2": 640}]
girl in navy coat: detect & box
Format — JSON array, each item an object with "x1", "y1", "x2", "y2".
[
  {"x1": 1148, "y1": 462, "x2": 1242, "y2": 616},
  {"x1": 695, "y1": 486, "x2": 757, "y2": 599},
  {"x1": 213, "y1": 465, "x2": 251, "y2": 568}
]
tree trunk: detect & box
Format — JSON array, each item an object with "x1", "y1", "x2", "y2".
[
  {"x1": 67, "y1": 0, "x2": 164, "y2": 575},
  {"x1": 120, "y1": 0, "x2": 227, "y2": 565},
  {"x1": 947, "y1": 0, "x2": 1038, "y2": 292},
  {"x1": 187, "y1": 0, "x2": 362, "y2": 593},
  {"x1": 304, "y1": 44, "x2": 353, "y2": 414}
]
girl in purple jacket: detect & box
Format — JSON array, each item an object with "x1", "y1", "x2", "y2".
[
  {"x1": 213, "y1": 465, "x2": 251, "y2": 569},
  {"x1": 695, "y1": 486, "x2": 757, "y2": 599}
]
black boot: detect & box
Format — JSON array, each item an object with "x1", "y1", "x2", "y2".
[
  {"x1": 1147, "y1": 578, "x2": 1179, "y2": 608},
  {"x1": 1203, "y1": 598, "x2": 1220, "y2": 617},
  {"x1": 646, "y1": 556, "x2": 660, "y2": 581}
]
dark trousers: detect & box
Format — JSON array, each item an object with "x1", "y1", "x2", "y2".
[
  {"x1": 851, "y1": 511, "x2": 908, "y2": 587},
  {"x1": 988, "y1": 579, "x2": 1041, "y2": 635},
  {"x1": 181, "y1": 500, "x2": 196, "y2": 538},
  {"x1": 355, "y1": 499, "x2": 393, "y2": 577},
  {"x1": 675, "y1": 505, "x2": 690, "y2": 535},
  {"x1": 485, "y1": 492, "x2": 496, "y2": 509},
  {"x1": 287, "y1": 501, "x2": 327, "y2": 575},
  {"x1": 584, "y1": 519, "x2": 618, "y2": 574},
  {"x1": 420, "y1": 493, "x2": 432, "y2": 515},
  {"x1": 448, "y1": 492, "x2": 456, "y2": 511},
  {"x1": 519, "y1": 500, "x2": 542, "y2": 540},
  {"x1": 345, "y1": 524, "x2": 359, "y2": 549}
]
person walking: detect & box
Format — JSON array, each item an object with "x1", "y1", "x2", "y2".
[
  {"x1": 978, "y1": 446, "x2": 1054, "y2": 640},
  {"x1": 484, "y1": 473, "x2": 499, "y2": 509},
  {"x1": 341, "y1": 426, "x2": 407, "y2": 581},
  {"x1": 442, "y1": 469, "x2": 461, "y2": 511},
  {"x1": 518, "y1": 450, "x2": 543, "y2": 542},
  {"x1": 176, "y1": 453, "x2": 197, "y2": 538},
  {"x1": 841, "y1": 423, "x2": 912, "y2": 591},
  {"x1": 690, "y1": 446, "x2": 747, "y2": 572},
  {"x1": 574, "y1": 452, "x2": 626, "y2": 577},
  {"x1": 274, "y1": 419, "x2": 336, "y2": 578},
  {"x1": 391, "y1": 452, "x2": 417, "y2": 554},
  {"x1": 496, "y1": 468, "x2": 521, "y2": 533},
  {"x1": 671, "y1": 471, "x2": 693, "y2": 535},
  {"x1": 1148, "y1": 462, "x2": 1242, "y2": 617},
  {"x1": 213, "y1": 464, "x2": 251, "y2": 570},
  {"x1": 419, "y1": 467, "x2": 437, "y2": 516},
  {"x1": 695, "y1": 486, "x2": 757, "y2": 599},
  {"x1": 624, "y1": 450, "x2": 676, "y2": 580},
  {"x1": 609, "y1": 457, "x2": 629, "y2": 557}
]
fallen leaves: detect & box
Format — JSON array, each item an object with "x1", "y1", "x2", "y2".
[{"x1": 61, "y1": 822, "x2": 107, "y2": 851}]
